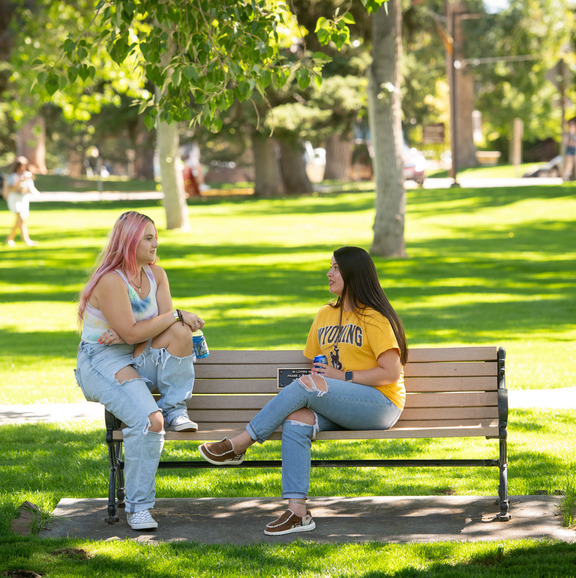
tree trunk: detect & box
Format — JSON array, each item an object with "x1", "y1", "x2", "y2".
[
  {"x1": 324, "y1": 133, "x2": 352, "y2": 181},
  {"x1": 157, "y1": 118, "x2": 189, "y2": 230},
  {"x1": 17, "y1": 115, "x2": 47, "y2": 174},
  {"x1": 453, "y1": 2, "x2": 477, "y2": 169},
  {"x1": 155, "y1": 20, "x2": 188, "y2": 230},
  {"x1": 278, "y1": 137, "x2": 313, "y2": 195},
  {"x1": 133, "y1": 117, "x2": 156, "y2": 180},
  {"x1": 368, "y1": 0, "x2": 406, "y2": 258},
  {"x1": 252, "y1": 132, "x2": 285, "y2": 196}
]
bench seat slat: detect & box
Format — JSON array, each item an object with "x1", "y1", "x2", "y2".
[
  {"x1": 181, "y1": 406, "x2": 499, "y2": 424},
  {"x1": 184, "y1": 392, "x2": 498, "y2": 412},
  {"x1": 112, "y1": 422, "x2": 498, "y2": 442}
]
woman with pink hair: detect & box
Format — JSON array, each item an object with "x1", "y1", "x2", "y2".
[{"x1": 75, "y1": 211, "x2": 204, "y2": 531}]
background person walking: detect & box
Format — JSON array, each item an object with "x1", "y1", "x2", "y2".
[{"x1": 3, "y1": 156, "x2": 39, "y2": 246}]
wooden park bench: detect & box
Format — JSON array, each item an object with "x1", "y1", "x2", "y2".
[{"x1": 105, "y1": 346, "x2": 510, "y2": 524}]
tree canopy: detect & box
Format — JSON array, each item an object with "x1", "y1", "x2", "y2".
[{"x1": 36, "y1": 0, "x2": 386, "y2": 132}]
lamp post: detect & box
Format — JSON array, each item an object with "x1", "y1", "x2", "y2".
[{"x1": 446, "y1": 5, "x2": 482, "y2": 188}]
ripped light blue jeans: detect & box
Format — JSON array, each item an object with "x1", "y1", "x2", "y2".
[
  {"x1": 75, "y1": 340, "x2": 195, "y2": 513},
  {"x1": 246, "y1": 376, "x2": 402, "y2": 500}
]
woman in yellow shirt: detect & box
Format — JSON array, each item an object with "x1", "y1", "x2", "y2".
[{"x1": 199, "y1": 246, "x2": 408, "y2": 536}]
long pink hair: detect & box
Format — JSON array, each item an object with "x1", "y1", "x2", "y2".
[{"x1": 78, "y1": 211, "x2": 157, "y2": 323}]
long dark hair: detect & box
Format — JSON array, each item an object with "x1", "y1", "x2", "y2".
[{"x1": 331, "y1": 246, "x2": 408, "y2": 365}]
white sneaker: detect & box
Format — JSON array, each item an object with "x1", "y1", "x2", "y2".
[
  {"x1": 127, "y1": 510, "x2": 158, "y2": 531},
  {"x1": 167, "y1": 414, "x2": 198, "y2": 432}
]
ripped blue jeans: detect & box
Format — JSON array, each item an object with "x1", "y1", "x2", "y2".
[
  {"x1": 75, "y1": 340, "x2": 195, "y2": 513},
  {"x1": 246, "y1": 375, "x2": 402, "y2": 500}
]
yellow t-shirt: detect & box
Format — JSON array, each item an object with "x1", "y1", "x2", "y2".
[{"x1": 303, "y1": 304, "x2": 405, "y2": 410}]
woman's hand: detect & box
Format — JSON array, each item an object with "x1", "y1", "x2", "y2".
[
  {"x1": 97, "y1": 328, "x2": 125, "y2": 346},
  {"x1": 311, "y1": 362, "x2": 344, "y2": 381},
  {"x1": 179, "y1": 311, "x2": 205, "y2": 332},
  {"x1": 310, "y1": 349, "x2": 401, "y2": 386}
]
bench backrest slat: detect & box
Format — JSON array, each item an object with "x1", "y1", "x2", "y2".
[
  {"x1": 190, "y1": 375, "x2": 498, "y2": 395},
  {"x1": 174, "y1": 347, "x2": 503, "y2": 438},
  {"x1": 195, "y1": 346, "x2": 499, "y2": 366}
]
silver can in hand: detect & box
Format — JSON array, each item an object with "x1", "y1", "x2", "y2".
[{"x1": 193, "y1": 330, "x2": 210, "y2": 359}]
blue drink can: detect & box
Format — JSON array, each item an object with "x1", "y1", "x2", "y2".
[
  {"x1": 193, "y1": 330, "x2": 210, "y2": 359},
  {"x1": 313, "y1": 355, "x2": 328, "y2": 367}
]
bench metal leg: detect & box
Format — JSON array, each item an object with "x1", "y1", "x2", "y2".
[
  {"x1": 116, "y1": 445, "x2": 125, "y2": 509},
  {"x1": 496, "y1": 347, "x2": 511, "y2": 521},
  {"x1": 106, "y1": 439, "x2": 122, "y2": 524},
  {"x1": 105, "y1": 410, "x2": 124, "y2": 524},
  {"x1": 497, "y1": 437, "x2": 511, "y2": 521}
]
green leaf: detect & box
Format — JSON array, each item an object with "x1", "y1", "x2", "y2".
[
  {"x1": 315, "y1": 16, "x2": 328, "y2": 33},
  {"x1": 183, "y1": 65, "x2": 197, "y2": 81},
  {"x1": 259, "y1": 69, "x2": 272, "y2": 88},
  {"x1": 312, "y1": 51, "x2": 332, "y2": 64},
  {"x1": 144, "y1": 113, "x2": 156, "y2": 131},
  {"x1": 78, "y1": 65, "x2": 90, "y2": 82},
  {"x1": 235, "y1": 80, "x2": 252, "y2": 102},
  {"x1": 137, "y1": 99, "x2": 151, "y2": 115},
  {"x1": 63, "y1": 38, "x2": 76, "y2": 55},
  {"x1": 363, "y1": 0, "x2": 387, "y2": 13},
  {"x1": 207, "y1": 115, "x2": 223, "y2": 133},
  {"x1": 77, "y1": 46, "x2": 88, "y2": 61},
  {"x1": 121, "y1": 1, "x2": 135, "y2": 22},
  {"x1": 45, "y1": 72, "x2": 59, "y2": 96},
  {"x1": 297, "y1": 68, "x2": 310, "y2": 90},
  {"x1": 317, "y1": 28, "x2": 331, "y2": 45},
  {"x1": 67, "y1": 66, "x2": 78, "y2": 83},
  {"x1": 342, "y1": 12, "x2": 356, "y2": 25}
]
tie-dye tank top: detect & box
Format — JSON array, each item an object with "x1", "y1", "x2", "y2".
[{"x1": 81, "y1": 265, "x2": 159, "y2": 343}]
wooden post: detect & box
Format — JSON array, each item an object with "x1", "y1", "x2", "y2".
[{"x1": 511, "y1": 118, "x2": 523, "y2": 176}]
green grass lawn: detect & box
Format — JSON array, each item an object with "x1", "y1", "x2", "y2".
[
  {"x1": 1, "y1": 183, "x2": 575, "y2": 403},
  {"x1": 1, "y1": 182, "x2": 576, "y2": 573},
  {"x1": 34, "y1": 173, "x2": 159, "y2": 192}
]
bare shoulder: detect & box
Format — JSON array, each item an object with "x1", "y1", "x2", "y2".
[
  {"x1": 97, "y1": 271, "x2": 125, "y2": 288},
  {"x1": 149, "y1": 263, "x2": 168, "y2": 283},
  {"x1": 90, "y1": 272, "x2": 127, "y2": 307},
  {"x1": 96, "y1": 271, "x2": 127, "y2": 293}
]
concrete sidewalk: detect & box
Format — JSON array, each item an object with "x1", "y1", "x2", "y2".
[{"x1": 38, "y1": 495, "x2": 574, "y2": 545}]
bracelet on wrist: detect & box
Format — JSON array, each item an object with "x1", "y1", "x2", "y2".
[
  {"x1": 173, "y1": 310, "x2": 179, "y2": 322},
  {"x1": 176, "y1": 308, "x2": 184, "y2": 324}
]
